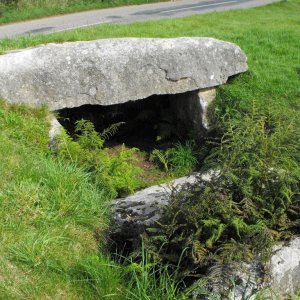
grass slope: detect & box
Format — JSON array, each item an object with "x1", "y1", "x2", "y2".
[
  {"x1": 0, "y1": 0, "x2": 299, "y2": 298},
  {"x1": 0, "y1": 101, "x2": 123, "y2": 298},
  {"x1": 0, "y1": 0, "x2": 166, "y2": 25}
]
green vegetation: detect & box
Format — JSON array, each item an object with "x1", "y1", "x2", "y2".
[
  {"x1": 0, "y1": 100, "x2": 122, "y2": 298},
  {"x1": 56, "y1": 119, "x2": 145, "y2": 197},
  {"x1": 0, "y1": 100, "x2": 187, "y2": 299},
  {"x1": 145, "y1": 106, "x2": 300, "y2": 292},
  {"x1": 150, "y1": 141, "x2": 198, "y2": 176},
  {"x1": 55, "y1": 119, "x2": 191, "y2": 197},
  {"x1": 0, "y1": 0, "x2": 299, "y2": 298},
  {"x1": 125, "y1": 246, "x2": 195, "y2": 300},
  {"x1": 0, "y1": 0, "x2": 166, "y2": 25}
]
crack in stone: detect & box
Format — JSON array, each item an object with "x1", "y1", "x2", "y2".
[{"x1": 157, "y1": 66, "x2": 197, "y2": 85}]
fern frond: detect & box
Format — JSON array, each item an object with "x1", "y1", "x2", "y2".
[
  {"x1": 192, "y1": 241, "x2": 208, "y2": 264},
  {"x1": 150, "y1": 149, "x2": 169, "y2": 173},
  {"x1": 207, "y1": 260, "x2": 234, "y2": 287},
  {"x1": 100, "y1": 122, "x2": 125, "y2": 141}
]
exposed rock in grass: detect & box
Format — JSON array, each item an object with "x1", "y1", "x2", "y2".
[
  {"x1": 0, "y1": 37, "x2": 247, "y2": 111},
  {"x1": 268, "y1": 237, "x2": 300, "y2": 297},
  {"x1": 194, "y1": 237, "x2": 300, "y2": 299},
  {"x1": 110, "y1": 172, "x2": 213, "y2": 248},
  {"x1": 111, "y1": 167, "x2": 300, "y2": 298}
]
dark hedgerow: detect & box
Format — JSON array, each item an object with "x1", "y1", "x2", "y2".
[{"x1": 144, "y1": 104, "x2": 300, "y2": 286}]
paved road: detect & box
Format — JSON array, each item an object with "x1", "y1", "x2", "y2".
[{"x1": 0, "y1": 0, "x2": 278, "y2": 39}]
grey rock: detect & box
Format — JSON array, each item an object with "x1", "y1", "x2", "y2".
[
  {"x1": 198, "y1": 238, "x2": 300, "y2": 299},
  {"x1": 230, "y1": 238, "x2": 300, "y2": 299},
  {"x1": 227, "y1": 261, "x2": 266, "y2": 300},
  {"x1": 0, "y1": 38, "x2": 248, "y2": 111},
  {"x1": 199, "y1": 88, "x2": 217, "y2": 130},
  {"x1": 268, "y1": 237, "x2": 300, "y2": 297},
  {"x1": 111, "y1": 172, "x2": 212, "y2": 246},
  {"x1": 48, "y1": 117, "x2": 63, "y2": 149},
  {"x1": 172, "y1": 87, "x2": 216, "y2": 139},
  {"x1": 191, "y1": 260, "x2": 266, "y2": 300}
]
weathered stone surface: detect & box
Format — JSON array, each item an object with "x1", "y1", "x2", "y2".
[
  {"x1": 0, "y1": 38, "x2": 248, "y2": 111},
  {"x1": 194, "y1": 237, "x2": 300, "y2": 299},
  {"x1": 172, "y1": 87, "x2": 216, "y2": 138},
  {"x1": 111, "y1": 172, "x2": 212, "y2": 246},
  {"x1": 230, "y1": 238, "x2": 300, "y2": 299},
  {"x1": 268, "y1": 237, "x2": 300, "y2": 297},
  {"x1": 48, "y1": 117, "x2": 63, "y2": 149},
  {"x1": 199, "y1": 88, "x2": 217, "y2": 130},
  {"x1": 225, "y1": 261, "x2": 267, "y2": 300}
]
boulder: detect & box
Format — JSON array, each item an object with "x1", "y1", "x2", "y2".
[
  {"x1": 191, "y1": 259, "x2": 267, "y2": 300},
  {"x1": 110, "y1": 172, "x2": 212, "y2": 247},
  {"x1": 193, "y1": 237, "x2": 300, "y2": 299},
  {"x1": 268, "y1": 237, "x2": 300, "y2": 297},
  {"x1": 0, "y1": 38, "x2": 248, "y2": 111},
  {"x1": 111, "y1": 175, "x2": 300, "y2": 298}
]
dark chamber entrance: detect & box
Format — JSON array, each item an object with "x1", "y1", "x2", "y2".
[{"x1": 56, "y1": 92, "x2": 201, "y2": 150}]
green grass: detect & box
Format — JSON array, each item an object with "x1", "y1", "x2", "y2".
[
  {"x1": 0, "y1": 0, "x2": 299, "y2": 298},
  {"x1": 0, "y1": 0, "x2": 167, "y2": 25},
  {"x1": 0, "y1": 101, "x2": 125, "y2": 298}
]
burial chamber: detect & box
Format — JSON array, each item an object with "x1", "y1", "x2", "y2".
[{"x1": 0, "y1": 38, "x2": 248, "y2": 141}]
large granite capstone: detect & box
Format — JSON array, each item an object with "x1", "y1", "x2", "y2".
[{"x1": 0, "y1": 38, "x2": 247, "y2": 110}]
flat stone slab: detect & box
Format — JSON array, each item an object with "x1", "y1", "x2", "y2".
[{"x1": 0, "y1": 38, "x2": 248, "y2": 110}]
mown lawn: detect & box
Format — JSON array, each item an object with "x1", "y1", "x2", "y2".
[{"x1": 0, "y1": 0, "x2": 299, "y2": 298}]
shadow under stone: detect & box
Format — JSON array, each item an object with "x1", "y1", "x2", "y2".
[{"x1": 56, "y1": 91, "x2": 205, "y2": 151}]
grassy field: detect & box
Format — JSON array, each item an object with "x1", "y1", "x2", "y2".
[
  {"x1": 0, "y1": 0, "x2": 299, "y2": 298},
  {"x1": 0, "y1": 0, "x2": 167, "y2": 24}
]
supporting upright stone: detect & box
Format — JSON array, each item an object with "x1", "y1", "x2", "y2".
[
  {"x1": 171, "y1": 87, "x2": 216, "y2": 139},
  {"x1": 48, "y1": 117, "x2": 63, "y2": 149},
  {"x1": 198, "y1": 88, "x2": 217, "y2": 130}
]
